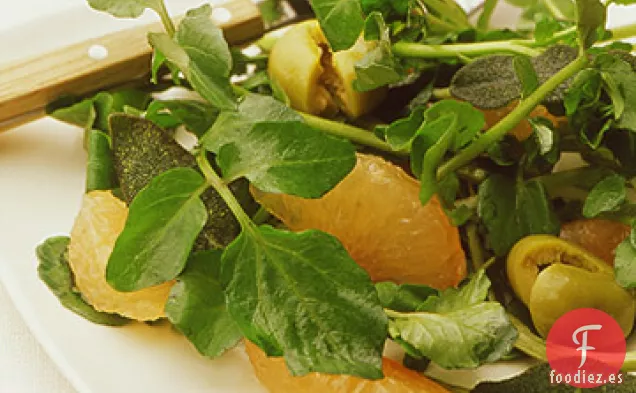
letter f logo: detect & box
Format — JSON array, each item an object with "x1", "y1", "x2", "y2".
[{"x1": 572, "y1": 324, "x2": 602, "y2": 368}]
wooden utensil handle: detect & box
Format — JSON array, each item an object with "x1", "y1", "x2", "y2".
[{"x1": 0, "y1": 0, "x2": 263, "y2": 130}]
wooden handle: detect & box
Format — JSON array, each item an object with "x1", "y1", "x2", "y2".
[{"x1": 0, "y1": 0, "x2": 263, "y2": 131}]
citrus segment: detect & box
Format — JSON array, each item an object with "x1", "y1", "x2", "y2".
[
  {"x1": 68, "y1": 190, "x2": 173, "y2": 321},
  {"x1": 560, "y1": 219, "x2": 630, "y2": 265},
  {"x1": 252, "y1": 153, "x2": 466, "y2": 289},
  {"x1": 244, "y1": 340, "x2": 450, "y2": 393}
]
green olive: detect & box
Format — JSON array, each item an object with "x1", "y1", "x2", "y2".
[
  {"x1": 507, "y1": 235, "x2": 634, "y2": 338},
  {"x1": 267, "y1": 20, "x2": 386, "y2": 119},
  {"x1": 507, "y1": 235, "x2": 612, "y2": 306},
  {"x1": 529, "y1": 264, "x2": 635, "y2": 337}
]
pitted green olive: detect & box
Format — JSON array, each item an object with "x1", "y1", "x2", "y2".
[
  {"x1": 267, "y1": 20, "x2": 386, "y2": 119},
  {"x1": 507, "y1": 235, "x2": 612, "y2": 306},
  {"x1": 529, "y1": 264, "x2": 635, "y2": 337},
  {"x1": 507, "y1": 235, "x2": 634, "y2": 338}
]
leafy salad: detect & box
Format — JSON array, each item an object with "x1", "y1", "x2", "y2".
[{"x1": 35, "y1": 0, "x2": 636, "y2": 391}]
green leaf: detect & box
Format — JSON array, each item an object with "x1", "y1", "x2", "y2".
[
  {"x1": 217, "y1": 121, "x2": 356, "y2": 198},
  {"x1": 145, "y1": 100, "x2": 219, "y2": 137},
  {"x1": 575, "y1": 0, "x2": 606, "y2": 49},
  {"x1": 165, "y1": 250, "x2": 242, "y2": 357},
  {"x1": 87, "y1": 0, "x2": 165, "y2": 18},
  {"x1": 376, "y1": 282, "x2": 437, "y2": 313},
  {"x1": 383, "y1": 107, "x2": 425, "y2": 150},
  {"x1": 583, "y1": 174, "x2": 626, "y2": 218},
  {"x1": 597, "y1": 54, "x2": 636, "y2": 131},
  {"x1": 37, "y1": 237, "x2": 129, "y2": 326},
  {"x1": 200, "y1": 94, "x2": 302, "y2": 152},
  {"x1": 615, "y1": 230, "x2": 636, "y2": 288},
  {"x1": 49, "y1": 99, "x2": 96, "y2": 130},
  {"x1": 148, "y1": 6, "x2": 236, "y2": 111},
  {"x1": 106, "y1": 167, "x2": 208, "y2": 291},
  {"x1": 86, "y1": 130, "x2": 117, "y2": 192},
  {"x1": 387, "y1": 271, "x2": 517, "y2": 369},
  {"x1": 534, "y1": 17, "x2": 563, "y2": 44},
  {"x1": 109, "y1": 114, "x2": 241, "y2": 249},
  {"x1": 450, "y1": 45, "x2": 579, "y2": 109},
  {"x1": 310, "y1": 0, "x2": 366, "y2": 51},
  {"x1": 478, "y1": 175, "x2": 560, "y2": 256},
  {"x1": 513, "y1": 56, "x2": 539, "y2": 99},
  {"x1": 424, "y1": 100, "x2": 485, "y2": 150},
  {"x1": 353, "y1": 13, "x2": 403, "y2": 92},
  {"x1": 522, "y1": 117, "x2": 561, "y2": 175},
  {"x1": 222, "y1": 225, "x2": 387, "y2": 378},
  {"x1": 418, "y1": 270, "x2": 491, "y2": 313}
]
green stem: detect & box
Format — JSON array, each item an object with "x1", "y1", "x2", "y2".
[
  {"x1": 477, "y1": 0, "x2": 499, "y2": 31},
  {"x1": 509, "y1": 315, "x2": 548, "y2": 361},
  {"x1": 251, "y1": 206, "x2": 272, "y2": 225},
  {"x1": 196, "y1": 152, "x2": 254, "y2": 230},
  {"x1": 436, "y1": 54, "x2": 589, "y2": 180},
  {"x1": 392, "y1": 41, "x2": 542, "y2": 59},
  {"x1": 467, "y1": 223, "x2": 486, "y2": 272},
  {"x1": 432, "y1": 87, "x2": 453, "y2": 100},
  {"x1": 156, "y1": 2, "x2": 176, "y2": 38},
  {"x1": 608, "y1": 23, "x2": 636, "y2": 42},
  {"x1": 300, "y1": 113, "x2": 409, "y2": 156}
]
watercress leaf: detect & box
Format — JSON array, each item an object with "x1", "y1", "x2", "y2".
[
  {"x1": 106, "y1": 167, "x2": 208, "y2": 291},
  {"x1": 583, "y1": 174, "x2": 626, "y2": 218},
  {"x1": 49, "y1": 99, "x2": 96, "y2": 130},
  {"x1": 418, "y1": 270, "x2": 490, "y2": 313},
  {"x1": 217, "y1": 121, "x2": 356, "y2": 198},
  {"x1": 353, "y1": 12, "x2": 403, "y2": 92},
  {"x1": 37, "y1": 236, "x2": 129, "y2": 326},
  {"x1": 615, "y1": 230, "x2": 636, "y2": 288},
  {"x1": 387, "y1": 272, "x2": 517, "y2": 369},
  {"x1": 523, "y1": 117, "x2": 561, "y2": 175},
  {"x1": 165, "y1": 250, "x2": 242, "y2": 358},
  {"x1": 383, "y1": 107, "x2": 425, "y2": 150},
  {"x1": 418, "y1": 115, "x2": 457, "y2": 205},
  {"x1": 450, "y1": 45, "x2": 578, "y2": 109},
  {"x1": 564, "y1": 68, "x2": 602, "y2": 116},
  {"x1": 513, "y1": 56, "x2": 539, "y2": 99},
  {"x1": 200, "y1": 93, "x2": 302, "y2": 152},
  {"x1": 310, "y1": 0, "x2": 366, "y2": 51},
  {"x1": 145, "y1": 100, "x2": 219, "y2": 136},
  {"x1": 222, "y1": 226, "x2": 387, "y2": 378},
  {"x1": 478, "y1": 175, "x2": 560, "y2": 256},
  {"x1": 87, "y1": 0, "x2": 165, "y2": 18},
  {"x1": 534, "y1": 17, "x2": 563, "y2": 45},
  {"x1": 86, "y1": 130, "x2": 117, "y2": 192},
  {"x1": 375, "y1": 282, "x2": 437, "y2": 312},
  {"x1": 575, "y1": 0, "x2": 606, "y2": 49},
  {"x1": 596, "y1": 54, "x2": 636, "y2": 131},
  {"x1": 424, "y1": 100, "x2": 485, "y2": 150}
]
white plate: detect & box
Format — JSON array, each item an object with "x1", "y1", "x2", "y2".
[{"x1": 2, "y1": 2, "x2": 636, "y2": 393}]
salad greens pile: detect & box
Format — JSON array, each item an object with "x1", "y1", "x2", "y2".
[{"x1": 35, "y1": 0, "x2": 636, "y2": 390}]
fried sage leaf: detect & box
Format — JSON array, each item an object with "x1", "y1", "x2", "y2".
[
  {"x1": 37, "y1": 236, "x2": 129, "y2": 326},
  {"x1": 109, "y1": 114, "x2": 242, "y2": 249},
  {"x1": 450, "y1": 45, "x2": 578, "y2": 109}
]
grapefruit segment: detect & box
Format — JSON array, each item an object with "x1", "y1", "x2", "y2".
[
  {"x1": 244, "y1": 340, "x2": 450, "y2": 393},
  {"x1": 252, "y1": 153, "x2": 466, "y2": 289},
  {"x1": 68, "y1": 190, "x2": 173, "y2": 321},
  {"x1": 560, "y1": 219, "x2": 630, "y2": 265}
]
